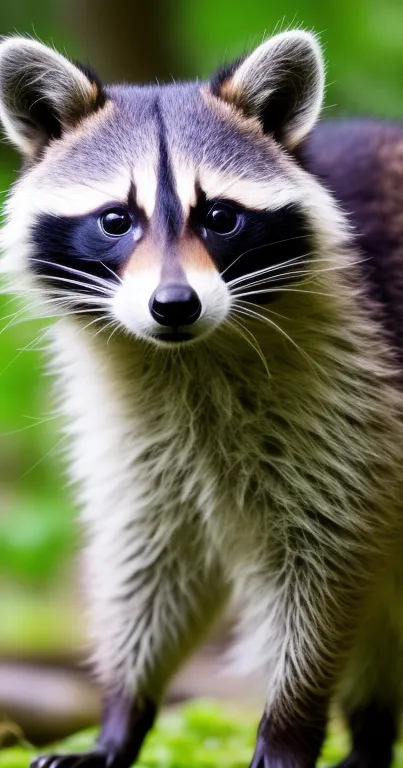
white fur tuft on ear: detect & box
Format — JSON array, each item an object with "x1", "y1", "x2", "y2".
[
  {"x1": 0, "y1": 37, "x2": 104, "y2": 155},
  {"x1": 212, "y1": 30, "x2": 325, "y2": 149}
]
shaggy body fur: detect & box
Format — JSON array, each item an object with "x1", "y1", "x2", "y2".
[
  {"x1": 2, "y1": 30, "x2": 403, "y2": 768},
  {"x1": 57, "y1": 274, "x2": 403, "y2": 704}
]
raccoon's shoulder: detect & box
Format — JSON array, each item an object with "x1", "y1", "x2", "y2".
[
  {"x1": 301, "y1": 118, "x2": 403, "y2": 221},
  {"x1": 300, "y1": 119, "x2": 403, "y2": 354}
]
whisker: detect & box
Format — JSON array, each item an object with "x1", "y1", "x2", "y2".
[
  {"x1": 0, "y1": 288, "x2": 110, "y2": 320},
  {"x1": 106, "y1": 322, "x2": 121, "y2": 344},
  {"x1": 224, "y1": 251, "x2": 308, "y2": 283},
  {"x1": 227, "y1": 316, "x2": 271, "y2": 382},
  {"x1": 58, "y1": 307, "x2": 111, "y2": 317},
  {"x1": 31, "y1": 270, "x2": 115, "y2": 297},
  {"x1": 229, "y1": 263, "x2": 316, "y2": 292},
  {"x1": 0, "y1": 292, "x2": 47, "y2": 309},
  {"x1": 230, "y1": 257, "x2": 368, "y2": 296},
  {"x1": 0, "y1": 327, "x2": 50, "y2": 378},
  {"x1": 230, "y1": 270, "x2": 328, "y2": 295},
  {"x1": 3, "y1": 287, "x2": 107, "y2": 305},
  {"x1": 31, "y1": 258, "x2": 115, "y2": 288},
  {"x1": 0, "y1": 305, "x2": 32, "y2": 336},
  {"x1": 32, "y1": 259, "x2": 117, "y2": 291},
  {"x1": 18, "y1": 296, "x2": 108, "y2": 314},
  {"x1": 232, "y1": 298, "x2": 290, "y2": 321},
  {"x1": 231, "y1": 305, "x2": 318, "y2": 370},
  {"x1": 232, "y1": 287, "x2": 334, "y2": 300},
  {"x1": 32, "y1": 282, "x2": 112, "y2": 301},
  {"x1": 78, "y1": 313, "x2": 112, "y2": 335},
  {"x1": 31, "y1": 297, "x2": 112, "y2": 314},
  {"x1": 2, "y1": 413, "x2": 58, "y2": 437},
  {"x1": 18, "y1": 434, "x2": 68, "y2": 482},
  {"x1": 226, "y1": 252, "x2": 342, "y2": 290},
  {"x1": 2, "y1": 302, "x2": 113, "y2": 331},
  {"x1": 226, "y1": 254, "x2": 352, "y2": 291},
  {"x1": 226, "y1": 258, "x2": 311, "y2": 290},
  {"x1": 90, "y1": 318, "x2": 116, "y2": 341},
  {"x1": 41, "y1": 290, "x2": 109, "y2": 303},
  {"x1": 100, "y1": 262, "x2": 123, "y2": 285},
  {"x1": 0, "y1": 305, "x2": 32, "y2": 323}
]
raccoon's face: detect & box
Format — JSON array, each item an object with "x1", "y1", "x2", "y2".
[{"x1": 0, "y1": 32, "x2": 334, "y2": 348}]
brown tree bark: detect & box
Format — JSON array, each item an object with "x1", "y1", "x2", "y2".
[{"x1": 60, "y1": 0, "x2": 182, "y2": 84}]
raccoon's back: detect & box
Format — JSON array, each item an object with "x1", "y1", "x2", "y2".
[{"x1": 301, "y1": 119, "x2": 403, "y2": 356}]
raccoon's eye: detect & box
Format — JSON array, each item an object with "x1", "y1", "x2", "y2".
[
  {"x1": 99, "y1": 208, "x2": 132, "y2": 237},
  {"x1": 205, "y1": 203, "x2": 242, "y2": 236}
]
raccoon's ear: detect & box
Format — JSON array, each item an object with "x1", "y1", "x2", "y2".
[
  {"x1": 211, "y1": 31, "x2": 324, "y2": 149},
  {"x1": 0, "y1": 37, "x2": 105, "y2": 156}
]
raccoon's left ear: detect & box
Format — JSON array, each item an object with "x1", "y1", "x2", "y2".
[
  {"x1": 0, "y1": 37, "x2": 105, "y2": 156},
  {"x1": 211, "y1": 30, "x2": 324, "y2": 149}
]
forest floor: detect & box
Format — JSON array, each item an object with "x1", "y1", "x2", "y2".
[{"x1": 0, "y1": 699, "x2": 360, "y2": 768}]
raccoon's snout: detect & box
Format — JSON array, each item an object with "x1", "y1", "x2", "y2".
[{"x1": 149, "y1": 284, "x2": 202, "y2": 327}]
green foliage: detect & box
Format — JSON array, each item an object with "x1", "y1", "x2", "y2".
[
  {"x1": 174, "y1": 0, "x2": 403, "y2": 119},
  {"x1": 0, "y1": 496, "x2": 73, "y2": 582},
  {"x1": 0, "y1": 168, "x2": 76, "y2": 594}
]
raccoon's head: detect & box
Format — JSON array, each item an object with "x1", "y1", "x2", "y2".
[{"x1": 0, "y1": 32, "x2": 345, "y2": 348}]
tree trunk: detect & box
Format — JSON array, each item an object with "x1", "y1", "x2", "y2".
[{"x1": 61, "y1": 0, "x2": 181, "y2": 83}]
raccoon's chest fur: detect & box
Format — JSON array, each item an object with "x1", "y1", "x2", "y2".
[
  {"x1": 52, "y1": 308, "x2": 402, "y2": 579},
  {"x1": 55, "y1": 319, "x2": 285, "y2": 518}
]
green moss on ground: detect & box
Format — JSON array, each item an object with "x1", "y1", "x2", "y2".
[{"x1": 0, "y1": 699, "x2": 383, "y2": 768}]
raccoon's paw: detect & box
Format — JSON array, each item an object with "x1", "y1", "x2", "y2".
[
  {"x1": 31, "y1": 752, "x2": 109, "y2": 768},
  {"x1": 248, "y1": 739, "x2": 316, "y2": 768}
]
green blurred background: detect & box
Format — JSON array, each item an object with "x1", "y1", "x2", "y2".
[{"x1": 2, "y1": 0, "x2": 403, "y2": 727}]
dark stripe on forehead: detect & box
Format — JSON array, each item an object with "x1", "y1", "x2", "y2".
[{"x1": 154, "y1": 98, "x2": 183, "y2": 243}]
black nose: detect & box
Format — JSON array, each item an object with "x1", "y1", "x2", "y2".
[{"x1": 149, "y1": 284, "x2": 202, "y2": 327}]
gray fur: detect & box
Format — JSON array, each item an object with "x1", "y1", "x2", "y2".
[{"x1": 1, "y1": 30, "x2": 403, "y2": 768}]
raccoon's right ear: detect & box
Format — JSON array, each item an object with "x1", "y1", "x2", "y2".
[
  {"x1": 0, "y1": 37, "x2": 105, "y2": 156},
  {"x1": 211, "y1": 30, "x2": 324, "y2": 149}
]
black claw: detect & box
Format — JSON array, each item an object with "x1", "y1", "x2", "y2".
[
  {"x1": 31, "y1": 758, "x2": 52, "y2": 768},
  {"x1": 30, "y1": 695, "x2": 156, "y2": 768}
]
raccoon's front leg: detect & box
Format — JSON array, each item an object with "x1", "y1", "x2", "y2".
[
  {"x1": 333, "y1": 700, "x2": 396, "y2": 768},
  {"x1": 31, "y1": 508, "x2": 227, "y2": 768},
  {"x1": 243, "y1": 553, "x2": 373, "y2": 768}
]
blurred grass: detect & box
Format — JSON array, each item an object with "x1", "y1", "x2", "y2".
[
  {"x1": 0, "y1": 700, "x2": 353, "y2": 768},
  {"x1": 5, "y1": 698, "x2": 403, "y2": 767}
]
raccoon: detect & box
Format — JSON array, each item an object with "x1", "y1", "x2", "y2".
[{"x1": 1, "y1": 29, "x2": 403, "y2": 768}]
